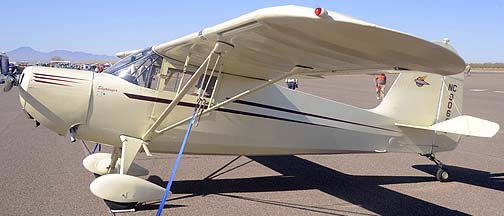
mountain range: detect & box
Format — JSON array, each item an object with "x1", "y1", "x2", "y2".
[{"x1": 6, "y1": 47, "x2": 118, "y2": 63}]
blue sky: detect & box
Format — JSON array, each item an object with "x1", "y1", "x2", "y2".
[{"x1": 2, "y1": 0, "x2": 503, "y2": 62}]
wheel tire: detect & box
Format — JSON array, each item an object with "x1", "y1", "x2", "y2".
[
  {"x1": 436, "y1": 168, "x2": 450, "y2": 182},
  {"x1": 104, "y1": 199, "x2": 137, "y2": 210}
]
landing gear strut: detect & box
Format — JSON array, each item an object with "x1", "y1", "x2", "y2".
[
  {"x1": 421, "y1": 153, "x2": 450, "y2": 182},
  {"x1": 86, "y1": 136, "x2": 165, "y2": 213}
]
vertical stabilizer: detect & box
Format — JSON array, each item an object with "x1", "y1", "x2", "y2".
[
  {"x1": 372, "y1": 71, "x2": 465, "y2": 153},
  {"x1": 373, "y1": 72, "x2": 464, "y2": 126}
]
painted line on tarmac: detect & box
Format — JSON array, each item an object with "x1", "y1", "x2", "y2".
[
  {"x1": 494, "y1": 90, "x2": 504, "y2": 94},
  {"x1": 469, "y1": 89, "x2": 488, "y2": 92}
]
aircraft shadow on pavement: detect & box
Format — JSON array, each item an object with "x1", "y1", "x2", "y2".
[
  {"x1": 145, "y1": 156, "x2": 475, "y2": 216},
  {"x1": 134, "y1": 203, "x2": 186, "y2": 211},
  {"x1": 413, "y1": 164, "x2": 504, "y2": 192}
]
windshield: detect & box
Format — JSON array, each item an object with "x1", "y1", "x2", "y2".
[{"x1": 106, "y1": 47, "x2": 162, "y2": 89}]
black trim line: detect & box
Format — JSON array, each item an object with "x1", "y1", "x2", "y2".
[
  {"x1": 33, "y1": 73, "x2": 88, "y2": 81},
  {"x1": 124, "y1": 93, "x2": 398, "y2": 132},
  {"x1": 124, "y1": 93, "x2": 208, "y2": 109},
  {"x1": 34, "y1": 79, "x2": 70, "y2": 87},
  {"x1": 230, "y1": 99, "x2": 399, "y2": 133},
  {"x1": 294, "y1": 65, "x2": 314, "y2": 69},
  {"x1": 215, "y1": 108, "x2": 340, "y2": 130},
  {"x1": 123, "y1": 93, "x2": 341, "y2": 129},
  {"x1": 34, "y1": 75, "x2": 80, "y2": 83},
  {"x1": 216, "y1": 40, "x2": 235, "y2": 48}
]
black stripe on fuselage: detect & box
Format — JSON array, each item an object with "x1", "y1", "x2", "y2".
[
  {"x1": 123, "y1": 93, "x2": 204, "y2": 108},
  {"x1": 231, "y1": 99, "x2": 398, "y2": 132},
  {"x1": 123, "y1": 93, "x2": 397, "y2": 132},
  {"x1": 123, "y1": 93, "x2": 340, "y2": 130},
  {"x1": 216, "y1": 107, "x2": 340, "y2": 130}
]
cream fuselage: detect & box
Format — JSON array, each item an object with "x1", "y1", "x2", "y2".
[{"x1": 18, "y1": 66, "x2": 458, "y2": 155}]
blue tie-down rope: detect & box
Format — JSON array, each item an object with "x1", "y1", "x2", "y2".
[
  {"x1": 92, "y1": 143, "x2": 101, "y2": 153},
  {"x1": 156, "y1": 104, "x2": 199, "y2": 216}
]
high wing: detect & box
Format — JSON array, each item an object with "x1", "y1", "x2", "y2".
[{"x1": 152, "y1": 5, "x2": 465, "y2": 80}]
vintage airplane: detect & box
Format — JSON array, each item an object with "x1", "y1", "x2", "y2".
[{"x1": 2, "y1": 5, "x2": 500, "y2": 211}]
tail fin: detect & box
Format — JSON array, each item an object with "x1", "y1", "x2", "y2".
[
  {"x1": 373, "y1": 71, "x2": 499, "y2": 153},
  {"x1": 374, "y1": 71, "x2": 464, "y2": 126}
]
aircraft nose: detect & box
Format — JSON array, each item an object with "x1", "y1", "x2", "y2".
[{"x1": 20, "y1": 66, "x2": 93, "y2": 135}]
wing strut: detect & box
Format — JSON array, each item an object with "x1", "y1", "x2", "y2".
[
  {"x1": 176, "y1": 54, "x2": 191, "y2": 94},
  {"x1": 155, "y1": 44, "x2": 231, "y2": 215},
  {"x1": 155, "y1": 65, "x2": 313, "y2": 135},
  {"x1": 142, "y1": 41, "x2": 232, "y2": 141}
]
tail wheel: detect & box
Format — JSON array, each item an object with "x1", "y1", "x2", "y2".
[{"x1": 436, "y1": 168, "x2": 450, "y2": 182}]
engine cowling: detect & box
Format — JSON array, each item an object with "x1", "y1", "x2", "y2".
[{"x1": 19, "y1": 66, "x2": 93, "y2": 135}]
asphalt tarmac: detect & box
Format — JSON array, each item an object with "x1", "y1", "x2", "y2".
[{"x1": 0, "y1": 73, "x2": 503, "y2": 216}]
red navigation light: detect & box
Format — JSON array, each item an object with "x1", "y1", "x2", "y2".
[{"x1": 314, "y1": 7, "x2": 327, "y2": 17}]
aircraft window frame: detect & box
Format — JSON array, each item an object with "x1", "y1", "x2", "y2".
[
  {"x1": 134, "y1": 55, "x2": 162, "y2": 89},
  {"x1": 106, "y1": 47, "x2": 162, "y2": 89},
  {"x1": 105, "y1": 48, "x2": 152, "y2": 74},
  {"x1": 162, "y1": 68, "x2": 218, "y2": 98}
]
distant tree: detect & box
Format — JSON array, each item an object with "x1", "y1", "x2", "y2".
[
  {"x1": 470, "y1": 63, "x2": 504, "y2": 68},
  {"x1": 51, "y1": 56, "x2": 63, "y2": 61}
]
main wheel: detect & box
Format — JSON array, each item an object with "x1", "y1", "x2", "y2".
[{"x1": 436, "y1": 168, "x2": 449, "y2": 182}]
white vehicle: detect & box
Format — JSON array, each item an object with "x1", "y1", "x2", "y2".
[{"x1": 9, "y1": 5, "x2": 499, "y2": 211}]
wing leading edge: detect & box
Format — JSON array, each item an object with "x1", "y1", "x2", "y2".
[{"x1": 153, "y1": 5, "x2": 466, "y2": 80}]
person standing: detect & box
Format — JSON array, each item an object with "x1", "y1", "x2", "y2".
[
  {"x1": 97, "y1": 64, "x2": 104, "y2": 73},
  {"x1": 465, "y1": 64, "x2": 472, "y2": 77},
  {"x1": 286, "y1": 78, "x2": 298, "y2": 90},
  {"x1": 375, "y1": 73, "x2": 387, "y2": 100}
]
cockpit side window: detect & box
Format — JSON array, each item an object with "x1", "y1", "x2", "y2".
[
  {"x1": 162, "y1": 69, "x2": 217, "y2": 98},
  {"x1": 134, "y1": 55, "x2": 162, "y2": 89},
  {"x1": 107, "y1": 48, "x2": 219, "y2": 96},
  {"x1": 195, "y1": 75, "x2": 217, "y2": 97}
]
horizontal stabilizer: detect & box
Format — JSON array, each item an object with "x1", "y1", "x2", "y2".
[{"x1": 396, "y1": 115, "x2": 500, "y2": 138}]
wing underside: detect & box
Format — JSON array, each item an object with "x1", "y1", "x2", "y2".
[{"x1": 153, "y1": 5, "x2": 466, "y2": 80}]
